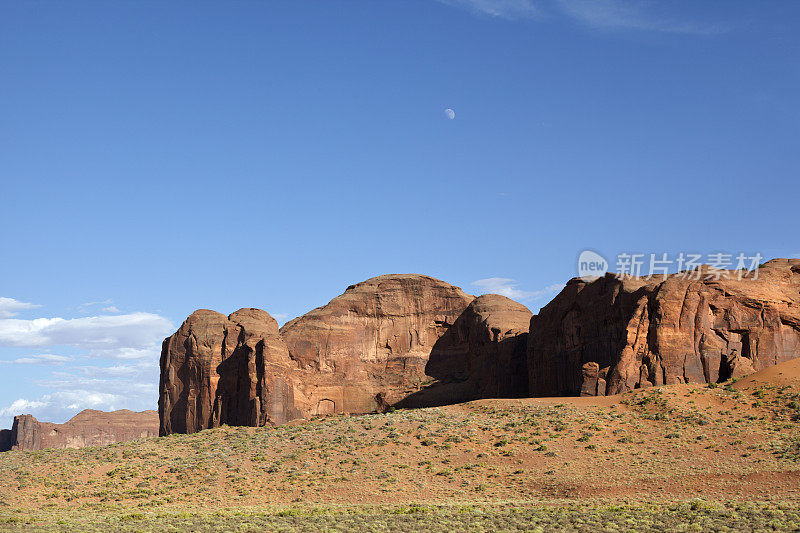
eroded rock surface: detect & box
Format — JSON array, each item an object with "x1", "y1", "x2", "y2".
[
  {"x1": 398, "y1": 294, "x2": 532, "y2": 407},
  {"x1": 580, "y1": 362, "x2": 608, "y2": 397},
  {"x1": 160, "y1": 274, "x2": 534, "y2": 434},
  {"x1": 458, "y1": 294, "x2": 532, "y2": 399},
  {"x1": 161, "y1": 262, "x2": 800, "y2": 432},
  {"x1": 529, "y1": 259, "x2": 800, "y2": 396},
  {"x1": 279, "y1": 274, "x2": 476, "y2": 414},
  {"x1": 158, "y1": 308, "x2": 299, "y2": 435},
  {"x1": 0, "y1": 410, "x2": 158, "y2": 451}
]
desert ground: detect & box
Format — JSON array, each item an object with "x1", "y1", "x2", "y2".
[{"x1": 3, "y1": 360, "x2": 800, "y2": 531}]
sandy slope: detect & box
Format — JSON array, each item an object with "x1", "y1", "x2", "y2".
[{"x1": 2, "y1": 360, "x2": 800, "y2": 527}]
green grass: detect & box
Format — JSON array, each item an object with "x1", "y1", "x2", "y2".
[{"x1": 2, "y1": 501, "x2": 799, "y2": 532}]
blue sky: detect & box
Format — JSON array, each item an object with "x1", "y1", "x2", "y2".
[{"x1": 1, "y1": 1, "x2": 798, "y2": 427}]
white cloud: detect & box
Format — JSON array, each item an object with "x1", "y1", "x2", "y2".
[
  {"x1": 77, "y1": 299, "x2": 113, "y2": 311},
  {"x1": 0, "y1": 354, "x2": 72, "y2": 365},
  {"x1": 472, "y1": 278, "x2": 563, "y2": 301},
  {"x1": 78, "y1": 365, "x2": 143, "y2": 378},
  {"x1": 0, "y1": 303, "x2": 172, "y2": 427},
  {"x1": 0, "y1": 398, "x2": 47, "y2": 417},
  {"x1": 0, "y1": 390, "x2": 134, "y2": 425},
  {"x1": 91, "y1": 346, "x2": 161, "y2": 360},
  {"x1": 556, "y1": 0, "x2": 728, "y2": 35},
  {"x1": 270, "y1": 312, "x2": 290, "y2": 326},
  {"x1": 1, "y1": 361, "x2": 159, "y2": 427},
  {"x1": 0, "y1": 312, "x2": 173, "y2": 358},
  {"x1": 437, "y1": 0, "x2": 540, "y2": 19},
  {"x1": 473, "y1": 277, "x2": 529, "y2": 299},
  {"x1": 0, "y1": 297, "x2": 41, "y2": 318},
  {"x1": 101, "y1": 306, "x2": 122, "y2": 313},
  {"x1": 439, "y1": 0, "x2": 728, "y2": 35},
  {"x1": 37, "y1": 373, "x2": 156, "y2": 396},
  {"x1": 528, "y1": 283, "x2": 566, "y2": 299}
]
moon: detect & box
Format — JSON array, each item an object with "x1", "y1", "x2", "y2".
[{"x1": 445, "y1": 108, "x2": 455, "y2": 120}]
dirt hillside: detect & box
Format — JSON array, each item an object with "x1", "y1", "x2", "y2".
[{"x1": 3, "y1": 358, "x2": 800, "y2": 530}]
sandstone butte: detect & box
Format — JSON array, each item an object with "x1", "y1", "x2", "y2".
[
  {"x1": 0, "y1": 409, "x2": 158, "y2": 452},
  {"x1": 159, "y1": 274, "x2": 533, "y2": 435},
  {"x1": 528, "y1": 258, "x2": 800, "y2": 397},
  {"x1": 6, "y1": 260, "x2": 799, "y2": 446}
]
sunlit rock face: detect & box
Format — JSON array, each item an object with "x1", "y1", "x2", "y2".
[
  {"x1": 159, "y1": 274, "x2": 534, "y2": 435},
  {"x1": 528, "y1": 259, "x2": 800, "y2": 397}
]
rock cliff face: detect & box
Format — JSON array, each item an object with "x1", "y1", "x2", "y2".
[
  {"x1": 0, "y1": 410, "x2": 158, "y2": 451},
  {"x1": 160, "y1": 261, "x2": 800, "y2": 432},
  {"x1": 279, "y1": 274, "x2": 477, "y2": 414},
  {"x1": 528, "y1": 259, "x2": 800, "y2": 396},
  {"x1": 398, "y1": 294, "x2": 532, "y2": 407},
  {"x1": 158, "y1": 308, "x2": 299, "y2": 435},
  {"x1": 159, "y1": 274, "x2": 533, "y2": 434},
  {"x1": 465, "y1": 294, "x2": 533, "y2": 399}
]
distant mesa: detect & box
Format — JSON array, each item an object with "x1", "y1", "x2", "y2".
[{"x1": 0, "y1": 409, "x2": 158, "y2": 452}]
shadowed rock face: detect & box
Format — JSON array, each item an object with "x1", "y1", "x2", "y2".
[
  {"x1": 454, "y1": 294, "x2": 532, "y2": 398},
  {"x1": 158, "y1": 308, "x2": 299, "y2": 436},
  {"x1": 159, "y1": 274, "x2": 534, "y2": 434},
  {"x1": 397, "y1": 294, "x2": 532, "y2": 407},
  {"x1": 0, "y1": 410, "x2": 158, "y2": 451},
  {"x1": 528, "y1": 259, "x2": 800, "y2": 396}
]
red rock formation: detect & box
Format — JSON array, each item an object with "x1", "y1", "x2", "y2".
[
  {"x1": 1, "y1": 410, "x2": 158, "y2": 451},
  {"x1": 459, "y1": 294, "x2": 532, "y2": 399},
  {"x1": 279, "y1": 274, "x2": 477, "y2": 414},
  {"x1": 398, "y1": 294, "x2": 532, "y2": 407},
  {"x1": 528, "y1": 259, "x2": 800, "y2": 396},
  {"x1": 159, "y1": 274, "x2": 535, "y2": 434},
  {"x1": 158, "y1": 308, "x2": 299, "y2": 435},
  {"x1": 160, "y1": 275, "x2": 478, "y2": 434},
  {"x1": 580, "y1": 362, "x2": 607, "y2": 396}
]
